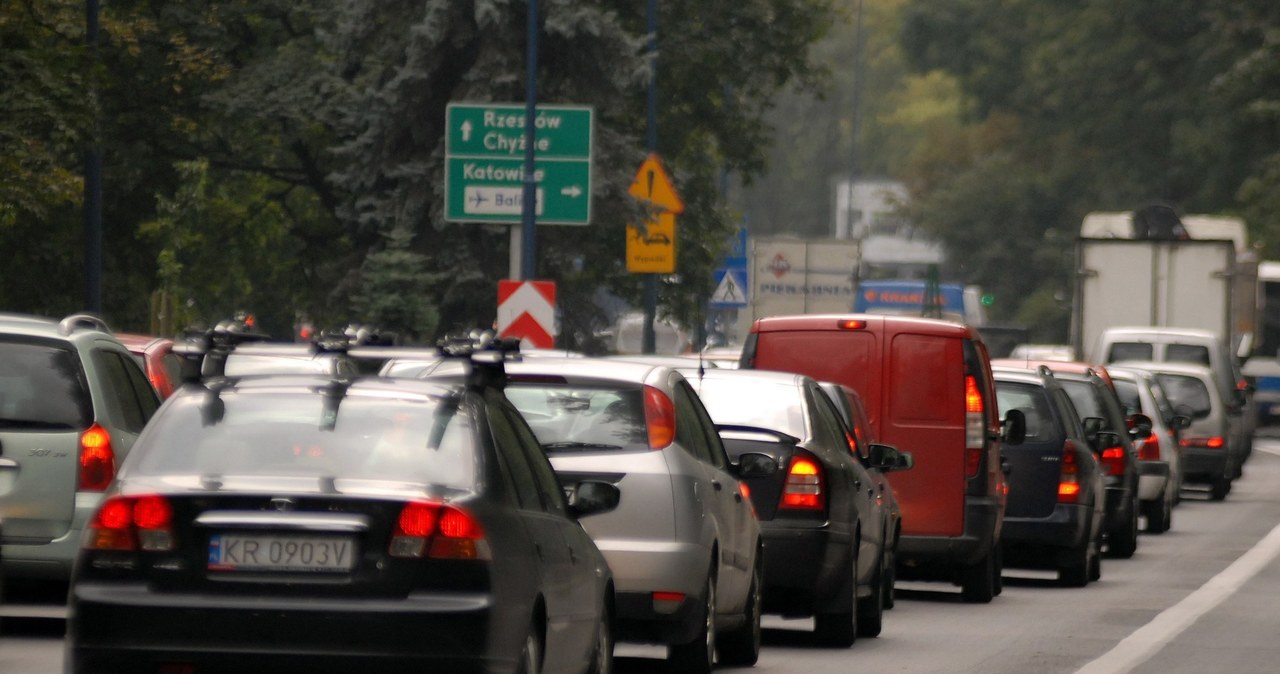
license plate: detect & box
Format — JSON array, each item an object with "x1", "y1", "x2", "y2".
[{"x1": 208, "y1": 534, "x2": 356, "y2": 572}]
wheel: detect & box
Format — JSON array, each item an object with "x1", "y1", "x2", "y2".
[
  {"x1": 960, "y1": 547, "x2": 996, "y2": 603},
  {"x1": 1209, "y1": 473, "x2": 1230, "y2": 501},
  {"x1": 992, "y1": 542, "x2": 1004, "y2": 597},
  {"x1": 1106, "y1": 499, "x2": 1139, "y2": 559},
  {"x1": 669, "y1": 572, "x2": 715, "y2": 673},
  {"x1": 586, "y1": 595, "x2": 614, "y2": 674},
  {"x1": 856, "y1": 553, "x2": 884, "y2": 637},
  {"x1": 1144, "y1": 494, "x2": 1171, "y2": 534},
  {"x1": 516, "y1": 618, "x2": 542, "y2": 674},
  {"x1": 883, "y1": 542, "x2": 897, "y2": 610},
  {"x1": 814, "y1": 545, "x2": 858, "y2": 648},
  {"x1": 1058, "y1": 536, "x2": 1092, "y2": 588},
  {"x1": 717, "y1": 554, "x2": 761, "y2": 666}
]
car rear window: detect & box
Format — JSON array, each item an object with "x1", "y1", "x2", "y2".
[
  {"x1": 1166, "y1": 344, "x2": 1211, "y2": 367},
  {"x1": 1153, "y1": 374, "x2": 1212, "y2": 418},
  {"x1": 505, "y1": 384, "x2": 649, "y2": 451},
  {"x1": 1112, "y1": 379, "x2": 1141, "y2": 416},
  {"x1": 995, "y1": 381, "x2": 1054, "y2": 441},
  {"x1": 1108, "y1": 342, "x2": 1153, "y2": 362},
  {"x1": 0, "y1": 340, "x2": 92, "y2": 430},
  {"x1": 694, "y1": 378, "x2": 806, "y2": 438},
  {"x1": 127, "y1": 391, "x2": 478, "y2": 491}
]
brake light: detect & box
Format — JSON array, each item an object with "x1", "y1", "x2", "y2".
[
  {"x1": 1137, "y1": 434, "x2": 1161, "y2": 461},
  {"x1": 1181, "y1": 436, "x2": 1225, "y2": 449},
  {"x1": 964, "y1": 376, "x2": 985, "y2": 475},
  {"x1": 1101, "y1": 447, "x2": 1126, "y2": 476},
  {"x1": 643, "y1": 386, "x2": 676, "y2": 449},
  {"x1": 837, "y1": 319, "x2": 866, "y2": 330},
  {"x1": 1058, "y1": 440, "x2": 1080, "y2": 504},
  {"x1": 86, "y1": 494, "x2": 174, "y2": 552},
  {"x1": 389, "y1": 502, "x2": 490, "y2": 560},
  {"x1": 780, "y1": 456, "x2": 825, "y2": 510},
  {"x1": 79, "y1": 423, "x2": 117, "y2": 492}
]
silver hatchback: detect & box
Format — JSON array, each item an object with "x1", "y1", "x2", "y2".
[{"x1": 497, "y1": 358, "x2": 769, "y2": 672}]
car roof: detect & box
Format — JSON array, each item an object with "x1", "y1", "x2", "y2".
[
  {"x1": 0, "y1": 312, "x2": 117, "y2": 343},
  {"x1": 751, "y1": 313, "x2": 978, "y2": 338},
  {"x1": 1099, "y1": 326, "x2": 1221, "y2": 341},
  {"x1": 693, "y1": 368, "x2": 809, "y2": 386},
  {"x1": 188, "y1": 373, "x2": 463, "y2": 398},
  {"x1": 503, "y1": 357, "x2": 672, "y2": 384},
  {"x1": 114, "y1": 332, "x2": 171, "y2": 351},
  {"x1": 1103, "y1": 359, "x2": 1216, "y2": 380}
]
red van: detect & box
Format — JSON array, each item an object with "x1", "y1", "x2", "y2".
[{"x1": 740, "y1": 314, "x2": 1012, "y2": 602}]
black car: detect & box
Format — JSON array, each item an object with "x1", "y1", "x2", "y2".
[
  {"x1": 993, "y1": 365, "x2": 1106, "y2": 586},
  {"x1": 692, "y1": 369, "x2": 905, "y2": 646},
  {"x1": 67, "y1": 345, "x2": 619, "y2": 674}
]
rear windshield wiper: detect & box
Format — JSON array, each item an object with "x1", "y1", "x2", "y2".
[{"x1": 542, "y1": 441, "x2": 624, "y2": 452}]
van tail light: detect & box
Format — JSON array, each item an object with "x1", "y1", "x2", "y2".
[
  {"x1": 86, "y1": 494, "x2": 174, "y2": 552},
  {"x1": 643, "y1": 386, "x2": 676, "y2": 450},
  {"x1": 1057, "y1": 440, "x2": 1081, "y2": 504},
  {"x1": 837, "y1": 319, "x2": 866, "y2": 330},
  {"x1": 964, "y1": 375, "x2": 985, "y2": 476},
  {"x1": 1181, "y1": 436, "x2": 1225, "y2": 450},
  {"x1": 79, "y1": 423, "x2": 117, "y2": 492},
  {"x1": 390, "y1": 501, "x2": 490, "y2": 561},
  {"x1": 1101, "y1": 446, "x2": 1127, "y2": 476},
  {"x1": 779, "y1": 455, "x2": 825, "y2": 511},
  {"x1": 1137, "y1": 434, "x2": 1161, "y2": 461}
]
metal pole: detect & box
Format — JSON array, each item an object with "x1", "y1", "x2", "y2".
[
  {"x1": 85, "y1": 0, "x2": 102, "y2": 313},
  {"x1": 520, "y1": 0, "x2": 539, "y2": 280},
  {"x1": 642, "y1": 0, "x2": 658, "y2": 353},
  {"x1": 848, "y1": 0, "x2": 865, "y2": 298}
]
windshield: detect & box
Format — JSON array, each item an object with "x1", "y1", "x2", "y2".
[{"x1": 126, "y1": 389, "x2": 478, "y2": 491}]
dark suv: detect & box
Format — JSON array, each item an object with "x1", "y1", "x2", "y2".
[
  {"x1": 993, "y1": 364, "x2": 1106, "y2": 586},
  {"x1": 0, "y1": 313, "x2": 159, "y2": 592}
]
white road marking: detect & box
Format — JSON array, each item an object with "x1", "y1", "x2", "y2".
[{"x1": 1075, "y1": 519, "x2": 1280, "y2": 674}]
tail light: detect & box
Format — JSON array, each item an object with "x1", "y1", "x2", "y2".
[
  {"x1": 390, "y1": 501, "x2": 490, "y2": 560},
  {"x1": 1057, "y1": 440, "x2": 1080, "y2": 504},
  {"x1": 1137, "y1": 434, "x2": 1161, "y2": 461},
  {"x1": 86, "y1": 494, "x2": 174, "y2": 552},
  {"x1": 779, "y1": 456, "x2": 825, "y2": 510},
  {"x1": 643, "y1": 386, "x2": 676, "y2": 449},
  {"x1": 79, "y1": 423, "x2": 117, "y2": 492},
  {"x1": 964, "y1": 375, "x2": 984, "y2": 476},
  {"x1": 1101, "y1": 446, "x2": 1127, "y2": 476},
  {"x1": 1181, "y1": 436, "x2": 1225, "y2": 449},
  {"x1": 837, "y1": 319, "x2": 867, "y2": 330}
]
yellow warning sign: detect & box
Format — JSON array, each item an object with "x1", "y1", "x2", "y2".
[{"x1": 626, "y1": 212, "x2": 676, "y2": 273}]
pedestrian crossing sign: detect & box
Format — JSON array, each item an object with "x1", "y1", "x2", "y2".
[{"x1": 710, "y1": 269, "x2": 748, "y2": 307}]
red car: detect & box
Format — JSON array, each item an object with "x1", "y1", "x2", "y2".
[{"x1": 114, "y1": 333, "x2": 180, "y2": 399}]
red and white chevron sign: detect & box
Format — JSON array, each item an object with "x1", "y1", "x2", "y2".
[{"x1": 497, "y1": 280, "x2": 557, "y2": 348}]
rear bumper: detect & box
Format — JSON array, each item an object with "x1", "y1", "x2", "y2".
[
  {"x1": 1137, "y1": 460, "x2": 1170, "y2": 502},
  {"x1": 1001, "y1": 503, "x2": 1092, "y2": 567},
  {"x1": 897, "y1": 496, "x2": 999, "y2": 580},
  {"x1": 1181, "y1": 448, "x2": 1230, "y2": 481},
  {"x1": 757, "y1": 520, "x2": 853, "y2": 616},
  {"x1": 68, "y1": 583, "x2": 504, "y2": 674},
  {"x1": 596, "y1": 538, "x2": 710, "y2": 645}
]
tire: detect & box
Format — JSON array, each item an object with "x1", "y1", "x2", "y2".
[
  {"x1": 960, "y1": 547, "x2": 996, "y2": 603},
  {"x1": 992, "y1": 542, "x2": 1004, "y2": 597},
  {"x1": 814, "y1": 545, "x2": 858, "y2": 648},
  {"x1": 1058, "y1": 536, "x2": 1091, "y2": 588},
  {"x1": 516, "y1": 619, "x2": 542, "y2": 674},
  {"x1": 856, "y1": 554, "x2": 884, "y2": 638},
  {"x1": 1107, "y1": 499, "x2": 1139, "y2": 559},
  {"x1": 883, "y1": 543, "x2": 897, "y2": 610},
  {"x1": 717, "y1": 554, "x2": 761, "y2": 666},
  {"x1": 1144, "y1": 494, "x2": 1171, "y2": 535},
  {"x1": 586, "y1": 595, "x2": 614, "y2": 674},
  {"x1": 1209, "y1": 473, "x2": 1230, "y2": 501},
  {"x1": 669, "y1": 572, "x2": 715, "y2": 674}
]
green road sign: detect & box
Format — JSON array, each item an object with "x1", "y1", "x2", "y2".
[{"x1": 445, "y1": 103, "x2": 593, "y2": 225}]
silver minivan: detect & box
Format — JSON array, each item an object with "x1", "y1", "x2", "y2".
[{"x1": 1117, "y1": 360, "x2": 1238, "y2": 501}]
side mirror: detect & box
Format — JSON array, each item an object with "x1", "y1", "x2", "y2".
[
  {"x1": 868, "y1": 443, "x2": 912, "y2": 472},
  {"x1": 1127, "y1": 412, "x2": 1153, "y2": 439},
  {"x1": 733, "y1": 452, "x2": 779, "y2": 478},
  {"x1": 1170, "y1": 414, "x2": 1191, "y2": 430},
  {"x1": 1095, "y1": 430, "x2": 1124, "y2": 451},
  {"x1": 1001, "y1": 409, "x2": 1027, "y2": 446},
  {"x1": 567, "y1": 480, "x2": 621, "y2": 518}
]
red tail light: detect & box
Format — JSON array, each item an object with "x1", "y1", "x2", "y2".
[
  {"x1": 1101, "y1": 447, "x2": 1126, "y2": 476},
  {"x1": 837, "y1": 319, "x2": 866, "y2": 330},
  {"x1": 1057, "y1": 440, "x2": 1080, "y2": 503},
  {"x1": 965, "y1": 376, "x2": 985, "y2": 473},
  {"x1": 79, "y1": 424, "x2": 117, "y2": 492},
  {"x1": 1181, "y1": 436, "x2": 1225, "y2": 449},
  {"x1": 1137, "y1": 434, "x2": 1161, "y2": 461},
  {"x1": 780, "y1": 456, "x2": 825, "y2": 510},
  {"x1": 390, "y1": 502, "x2": 490, "y2": 560},
  {"x1": 643, "y1": 386, "x2": 676, "y2": 449},
  {"x1": 86, "y1": 494, "x2": 174, "y2": 551}
]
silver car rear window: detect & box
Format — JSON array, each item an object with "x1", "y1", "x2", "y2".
[
  {"x1": 0, "y1": 340, "x2": 92, "y2": 430},
  {"x1": 505, "y1": 384, "x2": 649, "y2": 451},
  {"x1": 1153, "y1": 374, "x2": 1212, "y2": 418},
  {"x1": 126, "y1": 392, "x2": 478, "y2": 491}
]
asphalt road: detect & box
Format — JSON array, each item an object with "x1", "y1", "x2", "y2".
[{"x1": 8, "y1": 434, "x2": 1280, "y2": 674}]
